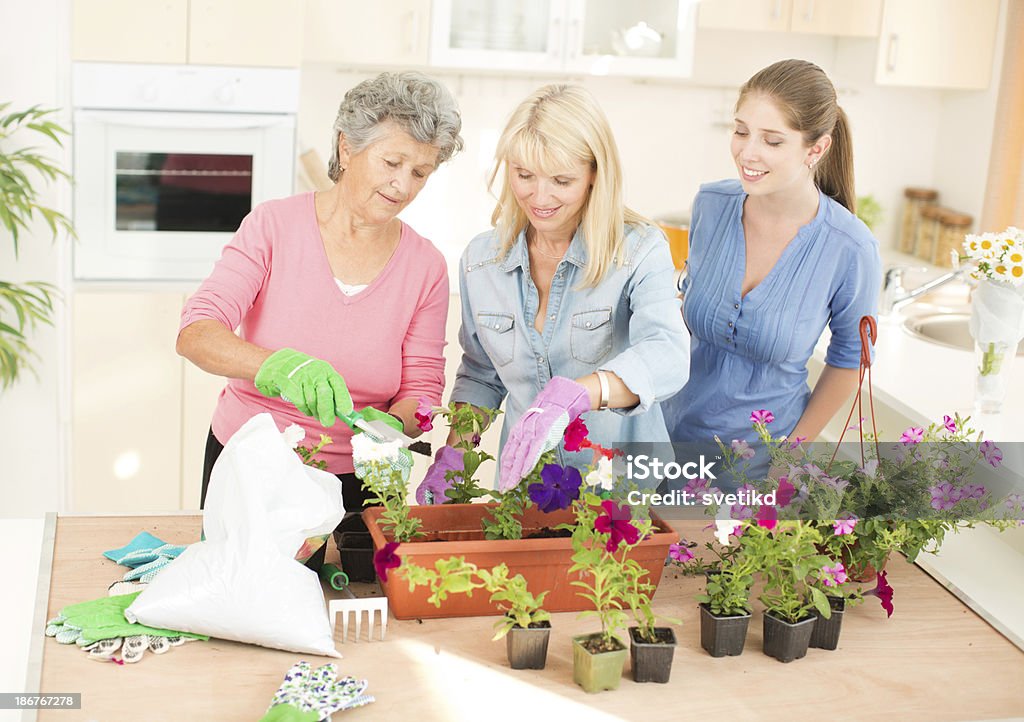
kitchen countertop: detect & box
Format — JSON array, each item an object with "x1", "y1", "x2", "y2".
[{"x1": 25, "y1": 514, "x2": 1024, "y2": 722}]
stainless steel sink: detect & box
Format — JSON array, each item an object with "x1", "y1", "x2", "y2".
[{"x1": 902, "y1": 312, "x2": 1024, "y2": 355}]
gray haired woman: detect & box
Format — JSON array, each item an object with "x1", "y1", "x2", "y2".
[{"x1": 177, "y1": 72, "x2": 463, "y2": 568}]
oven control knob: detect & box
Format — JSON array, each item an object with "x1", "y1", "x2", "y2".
[
  {"x1": 140, "y1": 84, "x2": 158, "y2": 103},
  {"x1": 217, "y1": 84, "x2": 237, "y2": 105}
]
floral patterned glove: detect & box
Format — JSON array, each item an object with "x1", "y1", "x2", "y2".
[{"x1": 260, "y1": 662, "x2": 373, "y2": 721}]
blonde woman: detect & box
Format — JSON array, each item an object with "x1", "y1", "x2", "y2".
[{"x1": 417, "y1": 84, "x2": 689, "y2": 501}]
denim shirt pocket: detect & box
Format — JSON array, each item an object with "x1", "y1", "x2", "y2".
[
  {"x1": 477, "y1": 311, "x2": 516, "y2": 367},
  {"x1": 570, "y1": 307, "x2": 613, "y2": 364}
]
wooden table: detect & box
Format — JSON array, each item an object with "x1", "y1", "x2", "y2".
[{"x1": 28, "y1": 515, "x2": 1024, "y2": 721}]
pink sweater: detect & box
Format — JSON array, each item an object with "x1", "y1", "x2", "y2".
[{"x1": 180, "y1": 192, "x2": 448, "y2": 473}]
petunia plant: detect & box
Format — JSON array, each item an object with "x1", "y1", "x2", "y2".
[
  {"x1": 417, "y1": 401, "x2": 502, "y2": 504},
  {"x1": 353, "y1": 434, "x2": 422, "y2": 543},
  {"x1": 564, "y1": 492, "x2": 655, "y2": 652}
]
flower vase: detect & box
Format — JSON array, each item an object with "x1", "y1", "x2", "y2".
[{"x1": 970, "y1": 280, "x2": 1024, "y2": 414}]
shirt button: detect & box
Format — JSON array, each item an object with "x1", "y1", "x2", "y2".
[
  {"x1": 538, "y1": 357, "x2": 545, "y2": 364},
  {"x1": 585, "y1": 321, "x2": 592, "y2": 328},
  {"x1": 549, "y1": 314, "x2": 555, "y2": 321},
  {"x1": 728, "y1": 322, "x2": 733, "y2": 328},
  {"x1": 734, "y1": 303, "x2": 739, "y2": 309}
]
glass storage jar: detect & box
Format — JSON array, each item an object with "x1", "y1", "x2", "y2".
[{"x1": 899, "y1": 187, "x2": 938, "y2": 254}]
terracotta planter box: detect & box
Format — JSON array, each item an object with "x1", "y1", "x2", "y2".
[{"x1": 364, "y1": 503, "x2": 677, "y2": 620}]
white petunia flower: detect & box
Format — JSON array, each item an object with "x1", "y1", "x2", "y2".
[
  {"x1": 584, "y1": 456, "x2": 615, "y2": 491},
  {"x1": 351, "y1": 432, "x2": 404, "y2": 466},
  {"x1": 282, "y1": 424, "x2": 305, "y2": 449},
  {"x1": 714, "y1": 518, "x2": 736, "y2": 546}
]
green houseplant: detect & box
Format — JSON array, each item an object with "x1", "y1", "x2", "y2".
[
  {"x1": 695, "y1": 544, "x2": 756, "y2": 658},
  {"x1": 566, "y1": 492, "x2": 654, "y2": 693},
  {"x1": 398, "y1": 556, "x2": 552, "y2": 669},
  {"x1": 0, "y1": 104, "x2": 74, "y2": 388}
]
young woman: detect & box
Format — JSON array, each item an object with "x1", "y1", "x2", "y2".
[
  {"x1": 663, "y1": 59, "x2": 881, "y2": 458},
  {"x1": 417, "y1": 84, "x2": 689, "y2": 501}
]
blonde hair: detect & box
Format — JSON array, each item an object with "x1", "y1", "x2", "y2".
[
  {"x1": 738, "y1": 59, "x2": 856, "y2": 213},
  {"x1": 488, "y1": 84, "x2": 651, "y2": 287}
]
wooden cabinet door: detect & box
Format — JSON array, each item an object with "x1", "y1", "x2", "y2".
[
  {"x1": 71, "y1": 292, "x2": 184, "y2": 512},
  {"x1": 875, "y1": 0, "x2": 1000, "y2": 90},
  {"x1": 304, "y1": 0, "x2": 430, "y2": 66},
  {"x1": 189, "y1": 0, "x2": 304, "y2": 67},
  {"x1": 72, "y1": 0, "x2": 188, "y2": 63},
  {"x1": 790, "y1": 0, "x2": 881, "y2": 37},
  {"x1": 697, "y1": 0, "x2": 792, "y2": 32}
]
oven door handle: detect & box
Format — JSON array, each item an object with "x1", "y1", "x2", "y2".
[{"x1": 74, "y1": 109, "x2": 294, "y2": 131}]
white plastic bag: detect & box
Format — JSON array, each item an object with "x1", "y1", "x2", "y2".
[{"x1": 127, "y1": 413, "x2": 345, "y2": 657}]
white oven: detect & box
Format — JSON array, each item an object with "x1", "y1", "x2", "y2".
[{"x1": 72, "y1": 63, "x2": 298, "y2": 281}]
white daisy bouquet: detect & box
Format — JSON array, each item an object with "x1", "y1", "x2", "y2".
[
  {"x1": 960, "y1": 226, "x2": 1024, "y2": 284},
  {"x1": 961, "y1": 227, "x2": 1024, "y2": 404}
]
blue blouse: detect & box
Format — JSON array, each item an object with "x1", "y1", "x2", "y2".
[
  {"x1": 452, "y1": 223, "x2": 690, "y2": 471},
  {"x1": 662, "y1": 179, "x2": 881, "y2": 446}
]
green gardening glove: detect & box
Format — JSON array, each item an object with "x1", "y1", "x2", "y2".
[
  {"x1": 45, "y1": 592, "x2": 207, "y2": 646},
  {"x1": 255, "y1": 349, "x2": 354, "y2": 428}
]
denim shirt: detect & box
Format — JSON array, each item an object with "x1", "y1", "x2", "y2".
[{"x1": 451, "y1": 222, "x2": 691, "y2": 471}]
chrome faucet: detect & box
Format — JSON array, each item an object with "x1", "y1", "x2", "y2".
[{"x1": 881, "y1": 265, "x2": 969, "y2": 314}]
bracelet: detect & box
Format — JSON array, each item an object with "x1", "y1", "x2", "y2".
[{"x1": 596, "y1": 370, "x2": 610, "y2": 411}]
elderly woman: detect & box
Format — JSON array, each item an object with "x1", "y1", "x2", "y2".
[
  {"x1": 418, "y1": 83, "x2": 689, "y2": 500},
  {"x1": 177, "y1": 72, "x2": 463, "y2": 547}
]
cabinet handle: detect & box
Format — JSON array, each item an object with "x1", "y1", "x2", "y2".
[
  {"x1": 803, "y1": 0, "x2": 815, "y2": 22},
  {"x1": 549, "y1": 17, "x2": 562, "y2": 59},
  {"x1": 771, "y1": 0, "x2": 782, "y2": 19},
  {"x1": 407, "y1": 10, "x2": 420, "y2": 56},
  {"x1": 886, "y1": 33, "x2": 899, "y2": 72}
]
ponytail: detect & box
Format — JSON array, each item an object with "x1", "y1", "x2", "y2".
[{"x1": 815, "y1": 106, "x2": 856, "y2": 214}]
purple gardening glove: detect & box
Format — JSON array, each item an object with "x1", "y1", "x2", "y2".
[
  {"x1": 499, "y1": 376, "x2": 591, "y2": 491},
  {"x1": 416, "y1": 445, "x2": 465, "y2": 505}
]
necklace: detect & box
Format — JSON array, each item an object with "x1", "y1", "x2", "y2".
[{"x1": 530, "y1": 237, "x2": 568, "y2": 261}]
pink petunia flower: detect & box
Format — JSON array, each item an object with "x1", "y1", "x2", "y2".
[
  {"x1": 959, "y1": 483, "x2": 985, "y2": 501},
  {"x1": 755, "y1": 504, "x2": 777, "y2": 531},
  {"x1": 820, "y1": 562, "x2": 848, "y2": 587},
  {"x1": 980, "y1": 440, "x2": 1003, "y2": 467},
  {"x1": 900, "y1": 426, "x2": 924, "y2": 444},
  {"x1": 943, "y1": 415, "x2": 957, "y2": 434},
  {"x1": 787, "y1": 435, "x2": 807, "y2": 450},
  {"x1": 930, "y1": 482, "x2": 960, "y2": 511},
  {"x1": 563, "y1": 416, "x2": 589, "y2": 452},
  {"x1": 833, "y1": 514, "x2": 858, "y2": 536},
  {"x1": 373, "y1": 542, "x2": 401, "y2": 583},
  {"x1": 775, "y1": 477, "x2": 796, "y2": 507},
  {"x1": 414, "y1": 398, "x2": 435, "y2": 432},
  {"x1": 731, "y1": 439, "x2": 755, "y2": 461},
  {"x1": 594, "y1": 500, "x2": 640, "y2": 552},
  {"x1": 684, "y1": 478, "x2": 722, "y2": 498},
  {"x1": 750, "y1": 409, "x2": 775, "y2": 425},
  {"x1": 668, "y1": 542, "x2": 694, "y2": 563}
]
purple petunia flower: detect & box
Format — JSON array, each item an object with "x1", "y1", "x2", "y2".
[
  {"x1": 750, "y1": 409, "x2": 775, "y2": 425},
  {"x1": 930, "y1": 482, "x2": 960, "y2": 511},
  {"x1": 776, "y1": 477, "x2": 796, "y2": 507},
  {"x1": 900, "y1": 426, "x2": 924, "y2": 444},
  {"x1": 980, "y1": 440, "x2": 1003, "y2": 467},
  {"x1": 755, "y1": 504, "x2": 777, "y2": 531},
  {"x1": 528, "y1": 463, "x2": 582, "y2": 513},
  {"x1": 594, "y1": 500, "x2": 640, "y2": 552},
  {"x1": 684, "y1": 478, "x2": 722, "y2": 498},
  {"x1": 563, "y1": 416, "x2": 589, "y2": 452},
  {"x1": 865, "y1": 570, "x2": 894, "y2": 617},
  {"x1": 373, "y1": 542, "x2": 401, "y2": 583},
  {"x1": 943, "y1": 415, "x2": 957, "y2": 434},
  {"x1": 787, "y1": 435, "x2": 807, "y2": 450}
]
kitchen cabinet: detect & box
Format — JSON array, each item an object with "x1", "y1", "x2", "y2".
[
  {"x1": 303, "y1": 0, "x2": 430, "y2": 67},
  {"x1": 875, "y1": 0, "x2": 1000, "y2": 90},
  {"x1": 698, "y1": 0, "x2": 880, "y2": 37},
  {"x1": 71, "y1": 0, "x2": 304, "y2": 67},
  {"x1": 71, "y1": 290, "x2": 224, "y2": 512},
  {"x1": 430, "y1": 0, "x2": 698, "y2": 79}
]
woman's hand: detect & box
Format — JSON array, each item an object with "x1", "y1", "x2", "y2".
[{"x1": 254, "y1": 348, "x2": 353, "y2": 427}]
